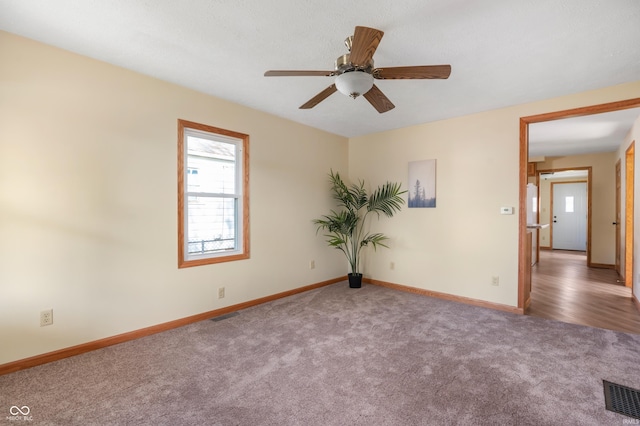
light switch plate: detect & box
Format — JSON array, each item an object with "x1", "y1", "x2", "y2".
[{"x1": 500, "y1": 207, "x2": 514, "y2": 215}]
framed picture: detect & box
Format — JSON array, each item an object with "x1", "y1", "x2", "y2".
[{"x1": 408, "y1": 159, "x2": 436, "y2": 208}]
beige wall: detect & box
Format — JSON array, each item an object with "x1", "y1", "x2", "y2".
[
  {"x1": 535, "y1": 152, "x2": 616, "y2": 265},
  {"x1": 0, "y1": 32, "x2": 348, "y2": 364},
  {"x1": 349, "y1": 82, "x2": 640, "y2": 308}
]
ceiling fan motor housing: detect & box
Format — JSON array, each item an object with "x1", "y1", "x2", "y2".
[{"x1": 334, "y1": 53, "x2": 374, "y2": 74}]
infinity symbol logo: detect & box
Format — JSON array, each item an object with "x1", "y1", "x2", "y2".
[{"x1": 9, "y1": 406, "x2": 30, "y2": 415}]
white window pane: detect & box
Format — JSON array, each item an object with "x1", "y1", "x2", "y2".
[
  {"x1": 187, "y1": 196, "x2": 237, "y2": 254},
  {"x1": 187, "y1": 155, "x2": 236, "y2": 194},
  {"x1": 187, "y1": 136, "x2": 236, "y2": 195},
  {"x1": 565, "y1": 196, "x2": 574, "y2": 213}
]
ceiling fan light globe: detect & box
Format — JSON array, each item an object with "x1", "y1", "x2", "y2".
[{"x1": 335, "y1": 71, "x2": 374, "y2": 99}]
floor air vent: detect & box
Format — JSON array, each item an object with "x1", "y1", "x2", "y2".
[
  {"x1": 211, "y1": 312, "x2": 240, "y2": 322},
  {"x1": 603, "y1": 380, "x2": 640, "y2": 419}
]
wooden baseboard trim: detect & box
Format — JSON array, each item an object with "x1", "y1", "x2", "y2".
[
  {"x1": 540, "y1": 246, "x2": 552, "y2": 250},
  {"x1": 0, "y1": 277, "x2": 345, "y2": 376},
  {"x1": 589, "y1": 263, "x2": 615, "y2": 270},
  {"x1": 633, "y1": 293, "x2": 640, "y2": 313},
  {"x1": 365, "y1": 278, "x2": 523, "y2": 315},
  {"x1": 1, "y1": 276, "x2": 527, "y2": 375}
]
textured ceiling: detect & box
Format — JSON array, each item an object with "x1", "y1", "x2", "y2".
[
  {"x1": 529, "y1": 107, "x2": 640, "y2": 157},
  {"x1": 1, "y1": 0, "x2": 639, "y2": 143}
]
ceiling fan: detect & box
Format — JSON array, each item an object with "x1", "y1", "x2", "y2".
[{"x1": 264, "y1": 26, "x2": 451, "y2": 113}]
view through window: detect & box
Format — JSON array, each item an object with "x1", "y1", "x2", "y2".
[{"x1": 178, "y1": 120, "x2": 249, "y2": 267}]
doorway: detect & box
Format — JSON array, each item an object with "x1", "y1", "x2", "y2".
[
  {"x1": 518, "y1": 98, "x2": 640, "y2": 311},
  {"x1": 534, "y1": 167, "x2": 591, "y2": 265},
  {"x1": 551, "y1": 182, "x2": 588, "y2": 251},
  {"x1": 625, "y1": 142, "x2": 635, "y2": 288},
  {"x1": 616, "y1": 159, "x2": 621, "y2": 275}
]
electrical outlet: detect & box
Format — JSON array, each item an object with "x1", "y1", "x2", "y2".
[
  {"x1": 390, "y1": 261, "x2": 395, "y2": 270},
  {"x1": 218, "y1": 287, "x2": 225, "y2": 299},
  {"x1": 491, "y1": 276, "x2": 500, "y2": 286},
  {"x1": 40, "y1": 309, "x2": 53, "y2": 327},
  {"x1": 309, "y1": 260, "x2": 315, "y2": 269}
]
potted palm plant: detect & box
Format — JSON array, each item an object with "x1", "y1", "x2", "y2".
[{"x1": 313, "y1": 170, "x2": 406, "y2": 288}]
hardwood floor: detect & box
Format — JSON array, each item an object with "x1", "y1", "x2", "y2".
[{"x1": 526, "y1": 249, "x2": 640, "y2": 334}]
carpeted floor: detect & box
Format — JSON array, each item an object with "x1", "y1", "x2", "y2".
[{"x1": 2, "y1": 282, "x2": 639, "y2": 425}]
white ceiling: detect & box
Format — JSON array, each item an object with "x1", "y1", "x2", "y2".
[
  {"x1": 529, "y1": 107, "x2": 640, "y2": 157},
  {"x1": 1, "y1": 0, "x2": 639, "y2": 139}
]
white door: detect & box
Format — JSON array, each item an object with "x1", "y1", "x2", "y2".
[{"x1": 552, "y1": 182, "x2": 587, "y2": 251}]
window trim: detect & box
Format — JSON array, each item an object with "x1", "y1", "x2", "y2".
[{"x1": 177, "y1": 119, "x2": 250, "y2": 268}]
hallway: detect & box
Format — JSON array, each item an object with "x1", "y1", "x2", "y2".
[{"x1": 527, "y1": 249, "x2": 640, "y2": 334}]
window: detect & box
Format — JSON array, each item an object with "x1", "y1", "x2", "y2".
[
  {"x1": 565, "y1": 196, "x2": 574, "y2": 213},
  {"x1": 178, "y1": 119, "x2": 249, "y2": 268}
]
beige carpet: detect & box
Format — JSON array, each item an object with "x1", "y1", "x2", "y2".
[{"x1": 1, "y1": 282, "x2": 639, "y2": 425}]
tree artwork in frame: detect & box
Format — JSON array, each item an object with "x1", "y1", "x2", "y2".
[{"x1": 408, "y1": 159, "x2": 436, "y2": 208}]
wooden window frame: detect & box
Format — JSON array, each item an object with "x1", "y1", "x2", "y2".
[{"x1": 177, "y1": 119, "x2": 250, "y2": 268}]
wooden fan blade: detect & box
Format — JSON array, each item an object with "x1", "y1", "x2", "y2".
[
  {"x1": 300, "y1": 85, "x2": 338, "y2": 109},
  {"x1": 349, "y1": 26, "x2": 384, "y2": 67},
  {"x1": 373, "y1": 65, "x2": 451, "y2": 80},
  {"x1": 265, "y1": 70, "x2": 334, "y2": 77},
  {"x1": 363, "y1": 84, "x2": 395, "y2": 113}
]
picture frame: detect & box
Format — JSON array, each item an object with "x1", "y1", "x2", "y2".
[{"x1": 408, "y1": 159, "x2": 436, "y2": 208}]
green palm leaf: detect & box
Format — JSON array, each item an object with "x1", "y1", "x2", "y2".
[
  {"x1": 313, "y1": 170, "x2": 405, "y2": 275},
  {"x1": 361, "y1": 233, "x2": 389, "y2": 249},
  {"x1": 367, "y1": 181, "x2": 406, "y2": 217}
]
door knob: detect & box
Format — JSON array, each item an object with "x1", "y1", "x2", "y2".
[{"x1": 613, "y1": 222, "x2": 618, "y2": 225}]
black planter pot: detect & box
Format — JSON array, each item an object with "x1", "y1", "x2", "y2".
[{"x1": 348, "y1": 273, "x2": 363, "y2": 288}]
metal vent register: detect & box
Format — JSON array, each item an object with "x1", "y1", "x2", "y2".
[
  {"x1": 603, "y1": 380, "x2": 640, "y2": 419},
  {"x1": 211, "y1": 312, "x2": 240, "y2": 322}
]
